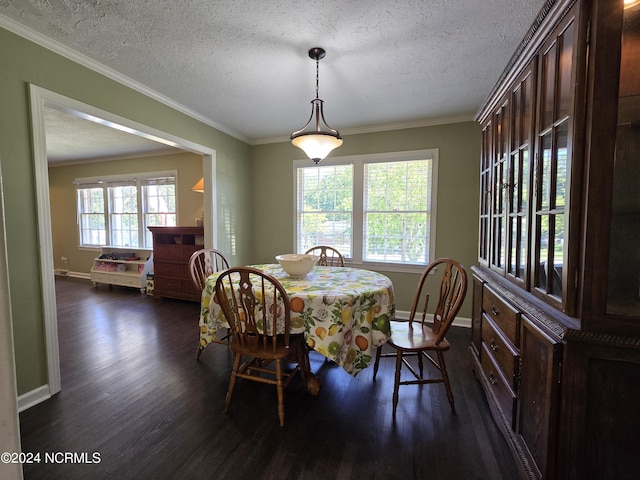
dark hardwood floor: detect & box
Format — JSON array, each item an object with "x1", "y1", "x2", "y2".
[{"x1": 19, "y1": 276, "x2": 519, "y2": 480}]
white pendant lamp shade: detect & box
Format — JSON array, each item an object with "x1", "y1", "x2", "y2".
[{"x1": 291, "y1": 133, "x2": 343, "y2": 163}]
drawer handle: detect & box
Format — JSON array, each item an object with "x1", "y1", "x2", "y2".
[
  {"x1": 490, "y1": 338, "x2": 499, "y2": 351},
  {"x1": 491, "y1": 305, "x2": 500, "y2": 316},
  {"x1": 489, "y1": 371, "x2": 498, "y2": 386}
]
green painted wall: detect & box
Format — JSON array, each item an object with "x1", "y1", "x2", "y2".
[
  {"x1": 0, "y1": 27, "x2": 252, "y2": 395},
  {"x1": 250, "y1": 122, "x2": 481, "y2": 317}
]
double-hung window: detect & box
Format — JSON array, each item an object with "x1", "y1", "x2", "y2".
[
  {"x1": 76, "y1": 172, "x2": 177, "y2": 248},
  {"x1": 295, "y1": 149, "x2": 437, "y2": 271}
]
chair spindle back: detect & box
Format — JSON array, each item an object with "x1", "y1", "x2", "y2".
[
  {"x1": 408, "y1": 258, "x2": 468, "y2": 345},
  {"x1": 215, "y1": 267, "x2": 291, "y2": 353}
]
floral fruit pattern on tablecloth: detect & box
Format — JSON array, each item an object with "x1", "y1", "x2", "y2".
[{"x1": 199, "y1": 264, "x2": 395, "y2": 377}]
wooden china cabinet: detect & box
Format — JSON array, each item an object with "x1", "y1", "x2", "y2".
[{"x1": 471, "y1": 0, "x2": 640, "y2": 479}]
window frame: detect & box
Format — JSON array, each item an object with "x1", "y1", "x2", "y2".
[
  {"x1": 293, "y1": 149, "x2": 438, "y2": 274},
  {"x1": 75, "y1": 170, "x2": 178, "y2": 249}
]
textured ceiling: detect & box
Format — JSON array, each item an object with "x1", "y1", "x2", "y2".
[
  {"x1": 44, "y1": 106, "x2": 182, "y2": 164},
  {"x1": 1, "y1": 0, "x2": 546, "y2": 160}
]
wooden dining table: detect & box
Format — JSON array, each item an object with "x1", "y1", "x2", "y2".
[{"x1": 198, "y1": 263, "x2": 395, "y2": 393}]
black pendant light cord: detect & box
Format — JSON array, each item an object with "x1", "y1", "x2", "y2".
[{"x1": 315, "y1": 56, "x2": 320, "y2": 100}]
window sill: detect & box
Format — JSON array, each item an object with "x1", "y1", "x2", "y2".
[{"x1": 345, "y1": 260, "x2": 428, "y2": 275}]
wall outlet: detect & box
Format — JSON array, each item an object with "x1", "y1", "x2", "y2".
[{"x1": 61, "y1": 256, "x2": 68, "y2": 263}]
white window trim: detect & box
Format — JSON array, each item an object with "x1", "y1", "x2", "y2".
[
  {"x1": 75, "y1": 170, "x2": 178, "y2": 248},
  {"x1": 293, "y1": 149, "x2": 438, "y2": 274}
]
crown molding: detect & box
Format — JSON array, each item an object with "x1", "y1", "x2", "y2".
[
  {"x1": 0, "y1": 15, "x2": 248, "y2": 143},
  {"x1": 252, "y1": 113, "x2": 476, "y2": 145}
]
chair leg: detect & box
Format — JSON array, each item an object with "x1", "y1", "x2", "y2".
[
  {"x1": 418, "y1": 350, "x2": 424, "y2": 379},
  {"x1": 392, "y1": 350, "x2": 403, "y2": 417},
  {"x1": 373, "y1": 346, "x2": 382, "y2": 381},
  {"x1": 437, "y1": 351, "x2": 455, "y2": 414},
  {"x1": 275, "y1": 358, "x2": 285, "y2": 427},
  {"x1": 225, "y1": 353, "x2": 242, "y2": 414}
]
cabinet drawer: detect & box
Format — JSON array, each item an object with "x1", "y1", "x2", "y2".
[
  {"x1": 181, "y1": 244, "x2": 201, "y2": 261},
  {"x1": 154, "y1": 245, "x2": 182, "y2": 261},
  {"x1": 483, "y1": 285, "x2": 520, "y2": 346},
  {"x1": 109, "y1": 274, "x2": 141, "y2": 288},
  {"x1": 91, "y1": 272, "x2": 110, "y2": 284},
  {"x1": 482, "y1": 314, "x2": 519, "y2": 391},
  {"x1": 154, "y1": 261, "x2": 183, "y2": 278},
  {"x1": 155, "y1": 277, "x2": 184, "y2": 293},
  {"x1": 481, "y1": 342, "x2": 517, "y2": 429},
  {"x1": 183, "y1": 278, "x2": 201, "y2": 296},
  {"x1": 91, "y1": 272, "x2": 142, "y2": 289}
]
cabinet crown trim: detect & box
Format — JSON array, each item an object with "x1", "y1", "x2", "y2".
[{"x1": 475, "y1": 0, "x2": 578, "y2": 122}]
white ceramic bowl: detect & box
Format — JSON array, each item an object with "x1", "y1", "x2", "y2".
[{"x1": 276, "y1": 254, "x2": 319, "y2": 278}]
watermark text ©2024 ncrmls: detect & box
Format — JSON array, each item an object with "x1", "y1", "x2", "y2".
[{"x1": 1, "y1": 451, "x2": 101, "y2": 464}]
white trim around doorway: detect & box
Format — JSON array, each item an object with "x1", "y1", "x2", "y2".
[{"x1": 26, "y1": 84, "x2": 217, "y2": 408}]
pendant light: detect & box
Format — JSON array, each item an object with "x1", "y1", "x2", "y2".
[{"x1": 291, "y1": 47, "x2": 343, "y2": 164}]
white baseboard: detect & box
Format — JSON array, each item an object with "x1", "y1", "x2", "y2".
[
  {"x1": 54, "y1": 270, "x2": 91, "y2": 280},
  {"x1": 69, "y1": 272, "x2": 91, "y2": 280},
  {"x1": 394, "y1": 309, "x2": 471, "y2": 329},
  {"x1": 17, "y1": 385, "x2": 51, "y2": 412}
]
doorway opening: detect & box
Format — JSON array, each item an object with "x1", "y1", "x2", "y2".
[{"x1": 26, "y1": 85, "x2": 217, "y2": 407}]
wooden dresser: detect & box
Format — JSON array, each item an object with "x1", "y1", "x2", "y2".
[
  {"x1": 472, "y1": 1, "x2": 640, "y2": 479},
  {"x1": 148, "y1": 226, "x2": 203, "y2": 302}
]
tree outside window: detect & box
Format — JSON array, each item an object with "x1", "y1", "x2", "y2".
[
  {"x1": 295, "y1": 150, "x2": 437, "y2": 268},
  {"x1": 76, "y1": 172, "x2": 176, "y2": 248}
]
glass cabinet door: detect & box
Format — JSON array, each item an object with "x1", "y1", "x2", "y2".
[
  {"x1": 532, "y1": 12, "x2": 576, "y2": 311},
  {"x1": 490, "y1": 99, "x2": 510, "y2": 273},
  {"x1": 607, "y1": 1, "x2": 640, "y2": 317},
  {"x1": 507, "y1": 64, "x2": 535, "y2": 287},
  {"x1": 479, "y1": 121, "x2": 492, "y2": 265}
]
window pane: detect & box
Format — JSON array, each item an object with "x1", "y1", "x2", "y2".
[
  {"x1": 364, "y1": 159, "x2": 431, "y2": 264},
  {"x1": 510, "y1": 217, "x2": 518, "y2": 274},
  {"x1": 109, "y1": 185, "x2": 138, "y2": 247},
  {"x1": 143, "y1": 183, "x2": 176, "y2": 246},
  {"x1": 555, "y1": 122, "x2": 569, "y2": 209},
  {"x1": 519, "y1": 216, "x2": 527, "y2": 279},
  {"x1": 551, "y1": 214, "x2": 564, "y2": 298},
  {"x1": 298, "y1": 212, "x2": 352, "y2": 252},
  {"x1": 77, "y1": 188, "x2": 105, "y2": 246},
  {"x1": 557, "y1": 20, "x2": 574, "y2": 120},
  {"x1": 542, "y1": 43, "x2": 557, "y2": 129},
  {"x1": 537, "y1": 214, "x2": 550, "y2": 290},
  {"x1": 521, "y1": 149, "x2": 530, "y2": 211},
  {"x1": 297, "y1": 165, "x2": 353, "y2": 255},
  {"x1": 540, "y1": 133, "x2": 553, "y2": 209},
  {"x1": 365, "y1": 212, "x2": 428, "y2": 263}
]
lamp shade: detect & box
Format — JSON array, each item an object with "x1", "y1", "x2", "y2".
[
  {"x1": 291, "y1": 133, "x2": 343, "y2": 163},
  {"x1": 191, "y1": 177, "x2": 204, "y2": 192}
]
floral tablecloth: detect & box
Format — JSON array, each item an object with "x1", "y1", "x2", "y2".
[{"x1": 199, "y1": 264, "x2": 395, "y2": 376}]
